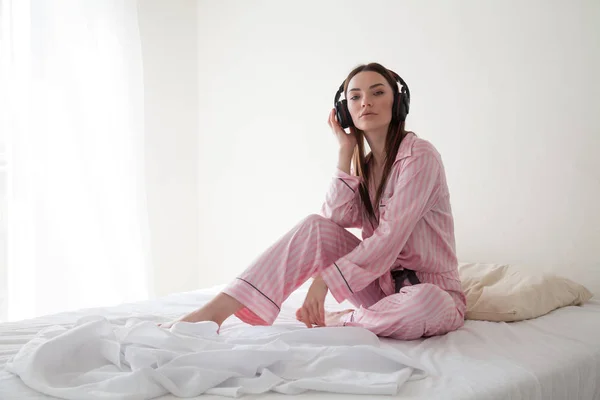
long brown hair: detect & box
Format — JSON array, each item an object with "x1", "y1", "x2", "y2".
[{"x1": 343, "y1": 63, "x2": 409, "y2": 223}]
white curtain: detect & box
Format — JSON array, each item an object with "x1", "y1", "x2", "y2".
[{"x1": 0, "y1": 0, "x2": 153, "y2": 321}]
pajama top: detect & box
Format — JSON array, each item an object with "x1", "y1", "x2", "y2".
[{"x1": 319, "y1": 132, "x2": 467, "y2": 313}]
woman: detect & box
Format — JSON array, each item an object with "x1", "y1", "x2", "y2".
[{"x1": 162, "y1": 63, "x2": 466, "y2": 340}]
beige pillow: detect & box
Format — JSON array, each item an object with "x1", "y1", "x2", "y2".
[{"x1": 458, "y1": 262, "x2": 593, "y2": 322}]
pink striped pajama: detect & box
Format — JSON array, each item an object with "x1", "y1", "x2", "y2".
[{"x1": 223, "y1": 132, "x2": 466, "y2": 340}]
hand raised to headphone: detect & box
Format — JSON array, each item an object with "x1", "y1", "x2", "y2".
[{"x1": 328, "y1": 108, "x2": 357, "y2": 156}]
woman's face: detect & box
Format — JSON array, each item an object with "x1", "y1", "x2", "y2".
[{"x1": 346, "y1": 71, "x2": 395, "y2": 132}]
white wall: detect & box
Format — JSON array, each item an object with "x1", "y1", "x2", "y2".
[
  {"x1": 196, "y1": 0, "x2": 600, "y2": 294},
  {"x1": 137, "y1": 0, "x2": 200, "y2": 296}
]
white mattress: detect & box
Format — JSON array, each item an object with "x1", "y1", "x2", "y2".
[{"x1": 1, "y1": 284, "x2": 599, "y2": 400}]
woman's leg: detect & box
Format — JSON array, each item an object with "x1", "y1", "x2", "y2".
[
  {"x1": 166, "y1": 214, "x2": 361, "y2": 327},
  {"x1": 331, "y1": 283, "x2": 464, "y2": 340}
]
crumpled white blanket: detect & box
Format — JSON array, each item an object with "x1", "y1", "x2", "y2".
[{"x1": 5, "y1": 316, "x2": 427, "y2": 399}]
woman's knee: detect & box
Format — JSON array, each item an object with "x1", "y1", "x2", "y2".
[
  {"x1": 300, "y1": 213, "x2": 328, "y2": 226},
  {"x1": 297, "y1": 213, "x2": 338, "y2": 232},
  {"x1": 407, "y1": 284, "x2": 462, "y2": 335},
  {"x1": 354, "y1": 284, "x2": 461, "y2": 339}
]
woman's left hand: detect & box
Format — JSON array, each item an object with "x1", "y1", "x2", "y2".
[{"x1": 296, "y1": 276, "x2": 328, "y2": 328}]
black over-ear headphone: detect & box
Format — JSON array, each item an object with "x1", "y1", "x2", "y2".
[{"x1": 334, "y1": 70, "x2": 410, "y2": 129}]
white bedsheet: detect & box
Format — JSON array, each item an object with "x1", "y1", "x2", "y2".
[
  {"x1": 5, "y1": 316, "x2": 425, "y2": 399},
  {"x1": 1, "y1": 284, "x2": 600, "y2": 400}
]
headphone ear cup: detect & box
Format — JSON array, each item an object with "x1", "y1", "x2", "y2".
[
  {"x1": 335, "y1": 99, "x2": 353, "y2": 129},
  {"x1": 395, "y1": 93, "x2": 409, "y2": 122}
]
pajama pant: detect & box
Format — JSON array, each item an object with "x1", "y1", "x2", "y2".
[{"x1": 222, "y1": 214, "x2": 464, "y2": 340}]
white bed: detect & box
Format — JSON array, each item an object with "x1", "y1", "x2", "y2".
[{"x1": 1, "y1": 283, "x2": 599, "y2": 400}]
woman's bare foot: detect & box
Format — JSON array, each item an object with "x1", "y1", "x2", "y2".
[
  {"x1": 159, "y1": 309, "x2": 216, "y2": 329},
  {"x1": 324, "y1": 309, "x2": 354, "y2": 326},
  {"x1": 159, "y1": 292, "x2": 243, "y2": 329}
]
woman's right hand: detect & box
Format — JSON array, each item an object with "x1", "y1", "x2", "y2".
[{"x1": 328, "y1": 108, "x2": 357, "y2": 155}]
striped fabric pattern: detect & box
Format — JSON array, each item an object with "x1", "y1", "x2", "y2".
[{"x1": 223, "y1": 132, "x2": 467, "y2": 339}]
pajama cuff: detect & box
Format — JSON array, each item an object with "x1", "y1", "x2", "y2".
[
  {"x1": 321, "y1": 262, "x2": 353, "y2": 303},
  {"x1": 334, "y1": 168, "x2": 362, "y2": 190},
  {"x1": 222, "y1": 278, "x2": 281, "y2": 326}
]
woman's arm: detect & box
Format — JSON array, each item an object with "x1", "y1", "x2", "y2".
[
  {"x1": 320, "y1": 150, "x2": 363, "y2": 229},
  {"x1": 321, "y1": 150, "x2": 442, "y2": 303}
]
